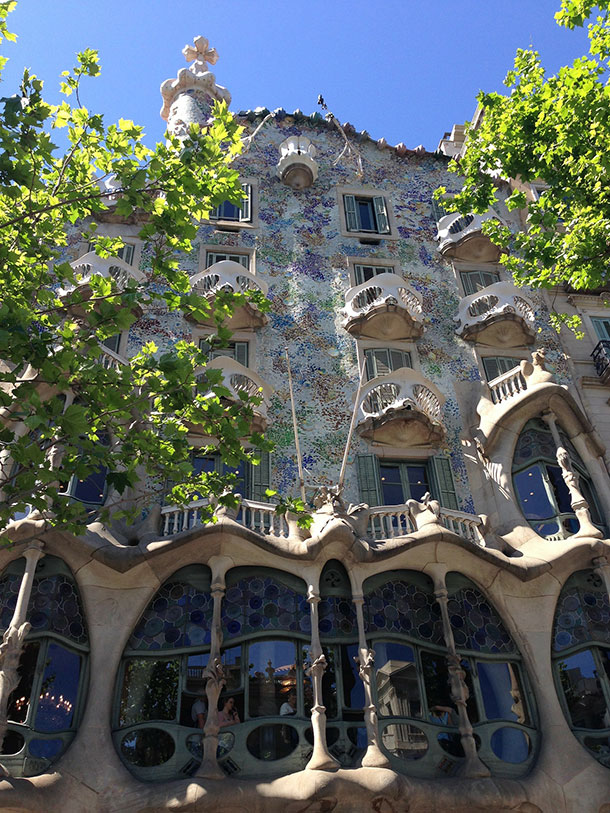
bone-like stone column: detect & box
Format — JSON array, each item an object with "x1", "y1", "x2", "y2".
[
  {"x1": 352, "y1": 594, "x2": 390, "y2": 768},
  {"x1": 542, "y1": 411, "x2": 602, "y2": 539},
  {"x1": 0, "y1": 541, "x2": 45, "y2": 776},
  {"x1": 197, "y1": 556, "x2": 231, "y2": 780},
  {"x1": 305, "y1": 584, "x2": 339, "y2": 771},
  {"x1": 592, "y1": 549, "x2": 610, "y2": 599},
  {"x1": 432, "y1": 573, "x2": 490, "y2": 778}
]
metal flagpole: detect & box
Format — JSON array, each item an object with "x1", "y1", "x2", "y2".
[
  {"x1": 338, "y1": 357, "x2": 367, "y2": 490},
  {"x1": 285, "y1": 348, "x2": 307, "y2": 503}
]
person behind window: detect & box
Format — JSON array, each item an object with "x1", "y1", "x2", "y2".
[
  {"x1": 191, "y1": 691, "x2": 207, "y2": 729},
  {"x1": 429, "y1": 704, "x2": 457, "y2": 726},
  {"x1": 280, "y1": 691, "x2": 297, "y2": 716},
  {"x1": 218, "y1": 696, "x2": 240, "y2": 727}
]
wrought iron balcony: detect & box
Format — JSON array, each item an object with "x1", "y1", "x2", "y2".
[
  {"x1": 455, "y1": 281, "x2": 536, "y2": 346},
  {"x1": 189, "y1": 259, "x2": 268, "y2": 329},
  {"x1": 193, "y1": 356, "x2": 272, "y2": 434},
  {"x1": 356, "y1": 367, "x2": 445, "y2": 447},
  {"x1": 65, "y1": 251, "x2": 146, "y2": 293},
  {"x1": 436, "y1": 211, "x2": 502, "y2": 262},
  {"x1": 342, "y1": 273, "x2": 424, "y2": 340},
  {"x1": 591, "y1": 340, "x2": 610, "y2": 384}
]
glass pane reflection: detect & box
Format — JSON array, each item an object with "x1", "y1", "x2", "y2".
[
  {"x1": 7, "y1": 641, "x2": 39, "y2": 724},
  {"x1": 375, "y1": 641, "x2": 422, "y2": 719},
  {"x1": 558, "y1": 650, "x2": 609, "y2": 729},
  {"x1": 119, "y1": 658, "x2": 179, "y2": 726},
  {"x1": 35, "y1": 643, "x2": 81, "y2": 732},
  {"x1": 248, "y1": 640, "x2": 297, "y2": 718},
  {"x1": 381, "y1": 723, "x2": 428, "y2": 760},
  {"x1": 422, "y1": 652, "x2": 478, "y2": 725},
  {"x1": 490, "y1": 727, "x2": 530, "y2": 763},
  {"x1": 514, "y1": 466, "x2": 554, "y2": 521},
  {"x1": 478, "y1": 661, "x2": 529, "y2": 724}
]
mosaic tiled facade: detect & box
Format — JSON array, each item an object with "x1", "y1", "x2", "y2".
[{"x1": 2, "y1": 37, "x2": 610, "y2": 813}]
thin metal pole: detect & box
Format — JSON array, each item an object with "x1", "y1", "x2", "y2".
[
  {"x1": 339, "y1": 357, "x2": 366, "y2": 490},
  {"x1": 285, "y1": 348, "x2": 306, "y2": 503}
]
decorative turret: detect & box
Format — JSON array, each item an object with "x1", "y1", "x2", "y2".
[{"x1": 160, "y1": 36, "x2": 231, "y2": 137}]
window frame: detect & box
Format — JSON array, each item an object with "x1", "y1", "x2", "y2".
[
  {"x1": 336, "y1": 186, "x2": 398, "y2": 241},
  {"x1": 207, "y1": 181, "x2": 258, "y2": 230}
]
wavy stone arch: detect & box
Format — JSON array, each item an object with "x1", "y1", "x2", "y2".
[{"x1": 475, "y1": 387, "x2": 610, "y2": 548}]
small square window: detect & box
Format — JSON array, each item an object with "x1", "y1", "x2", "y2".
[
  {"x1": 460, "y1": 269, "x2": 500, "y2": 296},
  {"x1": 353, "y1": 263, "x2": 395, "y2": 285},
  {"x1": 88, "y1": 241, "x2": 135, "y2": 265},
  {"x1": 364, "y1": 348, "x2": 412, "y2": 380},
  {"x1": 481, "y1": 356, "x2": 521, "y2": 382},
  {"x1": 199, "y1": 338, "x2": 249, "y2": 367},
  {"x1": 206, "y1": 251, "x2": 250, "y2": 270},
  {"x1": 591, "y1": 317, "x2": 610, "y2": 342},
  {"x1": 344, "y1": 194, "x2": 390, "y2": 235},
  {"x1": 209, "y1": 183, "x2": 252, "y2": 224}
]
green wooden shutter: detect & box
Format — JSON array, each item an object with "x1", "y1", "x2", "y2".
[
  {"x1": 234, "y1": 341, "x2": 249, "y2": 367},
  {"x1": 431, "y1": 198, "x2": 447, "y2": 222},
  {"x1": 429, "y1": 455, "x2": 458, "y2": 510},
  {"x1": 373, "y1": 196, "x2": 390, "y2": 234},
  {"x1": 239, "y1": 183, "x2": 252, "y2": 222},
  {"x1": 249, "y1": 450, "x2": 270, "y2": 502},
  {"x1": 592, "y1": 317, "x2": 610, "y2": 341},
  {"x1": 356, "y1": 454, "x2": 382, "y2": 506},
  {"x1": 344, "y1": 195, "x2": 358, "y2": 231}
]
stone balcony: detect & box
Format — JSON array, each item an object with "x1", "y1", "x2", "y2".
[
  {"x1": 189, "y1": 260, "x2": 268, "y2": 329},
  {"x1": 356, "y1": 367, "x2": 445, "y2": 447},
  {"x1": 193, "y1": 356, "x2": 272, "y2": 435},
  {"x1": 455, "y1": 281, "x2": 536, "y2": 347},
  {"x1": 341, "y1": 273, "x2": 424, "y2": 340},
  {"x1": 65, "y1": 251, "x2": 146, "y2": 294},
  {"x1": 437, "y1": 211, "x2": 502, "y2": 262}
]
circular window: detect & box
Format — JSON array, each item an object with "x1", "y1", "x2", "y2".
[
  {"x1": 381, "y1": 724, "x2": 428, "y2": 761},
  {"x1": 305, "y1": 726, "x2": 339, "y2": 747},
  {"x1": 490, "y1": 727, "x2": 531, "y2": 763},
  {"x1": 28, "y1": 738, "x2": 64, "y2": 759},
  {"x1": 120, "y1": 729, "x2": 175, "y2": 767},
  {"x1": 437, "y1": 731, "x2": 481, "y2": 758},
  {"x1": 246, "y1": 724, "x2": 298, "y2": 761}
]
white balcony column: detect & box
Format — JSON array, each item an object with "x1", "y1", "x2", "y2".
[
  {"x1": 0, "y1": 541, "x2": 45, "y2": 776},
  {"x1": 351, "y1": 594, "x2": 389, "y2": 768},
  {"x1": 542, "y1": 412, "x2": 602, "y2": 539},
  {"x1": 197, "y1": 555, "x2": 232, "y2": 780},
  {"x1": 305, "y1": 583, "x2": 339, "y2": 771},
  {"x1": 431, "y1": 571, "x2": 490, "y2": 779}
]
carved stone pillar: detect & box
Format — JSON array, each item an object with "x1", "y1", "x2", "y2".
[
  {"x1": 433, "y1": 575, "x2": 490, "y2": 778},
  {"x1": 542, "y1": 412, "x2": 602, "y2": 539},
  {"x1": 0, "y1": 541, "x2": 45, "y2": 776},
  {"x1": 305, "y1": 586, "x2": 339, "y2": 771},
  {"x1": 352, "y1": 595, "x2": 389, "y2": 768},
  {"x1": 592, "y1": 549, "x2": 610, "y2": 599},
  {"x1": 197, "y1": 562, "x2": 227, "y2": 780}
]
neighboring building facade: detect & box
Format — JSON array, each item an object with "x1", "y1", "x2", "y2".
[{"x1": 1, "y1": 38, "x2": 610, "y2": 813}]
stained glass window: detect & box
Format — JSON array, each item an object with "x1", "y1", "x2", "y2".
[
  {"x1": 364, "y1": 575, "x2": 444, "y2": 646},
  {"x1": 553, "y1": 570, "x2": 610, "y2": 652},
  {"x1": 446, "y1": 576, "x2": 515, "y2": 655}
]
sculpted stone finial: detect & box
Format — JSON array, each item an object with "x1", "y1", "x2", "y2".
[
  {"x1": 407, "y1": 492, "x2": 442, "y2": 531},
  {"x1": 182, "y1": 36, "x2": 219, "y2": 76}
]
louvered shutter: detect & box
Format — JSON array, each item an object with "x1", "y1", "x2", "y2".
[
  {"x1": 239, "y1": 183, "x2": 252, "y2": 222},
  {"x1": 373, "y1": 196, "x2": 390, "y2": 234},
  {"x1": 344, "y1": 195, "x2": 358, "y2": 231},
  {"x1": 249, "y1": 450, "x2": 270, "y2": 502},
  {"x1": 429, "y1": 455, "x2": 458, "y2": 510},
  {"x1": 356, "y1": 454, "x2": 382, "y2": 507},
  {"x1": 234, "y1": 342, "x2": 249, "y2": 367},
  {"x1": 431, "y1": 198, "x2": 447, "y2": 222}
]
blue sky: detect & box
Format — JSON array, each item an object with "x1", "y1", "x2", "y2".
[{"x1": 1, "y1": 1, "x2": 591, "y2": 151}]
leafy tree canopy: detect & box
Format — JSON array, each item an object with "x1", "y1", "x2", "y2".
[
  {"x1": 0, "y1": 2, "x2": 311, "y2": 539},
  {"x1": 437, "y1": 0, "x2": 610, "y2": 306}
]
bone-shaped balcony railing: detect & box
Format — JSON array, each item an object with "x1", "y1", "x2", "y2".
[
  {"x1": 67, "y1": 251, "x2": 146, "y2": 292},
  {"x1": 342, "y1": 273, "x2": 423, "y2": 328},
  {"x1": 190, "y1": 259, "x2": 268, "y2": 299},
  {"x1": 454, "y1": 281, "x2": 535, "y2": 338},
  {"x1": 357, "y1": 367, "x2": 444, "y2": 427}
]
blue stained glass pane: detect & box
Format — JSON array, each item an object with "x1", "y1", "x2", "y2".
[
  {"x1": 128, "y1": 581, "x2": 213, "y2": 651},
  {"x1": 553, "y1": 574, "x2": 610, "y2": 652},
  {"x1": 448, "y1": 587, "x2": 515, "y2": 654},
  {"x1": 221, "y1": 575, "x2": 307, "y2": 639},
  {"x1": 364, "y1": 580, "x2": 444, "y2": 647},
  {"x1": 319, "y1": 595, "x2": 357, "y2": 640}
]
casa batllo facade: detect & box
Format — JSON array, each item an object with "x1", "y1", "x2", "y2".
[{"x1": 1, "y1": 37, "x2": 610, "y2": 813}]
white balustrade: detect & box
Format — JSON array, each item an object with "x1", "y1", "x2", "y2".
[
  {"x1": 197, "y1": 356, "x2": 273, "y2": 423},
  {"x1": 367, "y1": 504, "x2": 484, "y2": 545},
  {"x1": 66, "y1": 251, "x2": 145, "y2": 293},
  {"x1": 342, "y1": 273, "x2": 423, "y2": 331},
  {"x1": 160, "y1": 497, "x2": 289, "y2": 537},
  {"x1": 190, "y1": 260, "x2": 268, "y2": 299},
  {"x1": 487, "y1": 365, "x2": 527, "y2": 405},
  {"x1": 357, "y1": 367, "x2": 444, "y2": 426},
  {"x1": 436, "y1": 210, "x2": 496, "y2": 254},
  {"x1": 98, "y1": 345, "x2": 127, "y2": 371},
  {"x1": 454, "y1": 281, "x2": 535, "y2": 338}
]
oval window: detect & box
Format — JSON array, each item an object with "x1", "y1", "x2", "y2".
[
  {"x1": 381, "y1": 723, "x2": 428, "y2": 761},
  {"x1": 305, "y1": 726, "x2": 339, "y2": 747},
  {"x1": 1, "y1": 730, "x2": 25, "y2": 755},
  {"x1": 28, "y1": 738, "x2": 64, "y2": 759},
  {"x1": 490, "y1": 727, "x2": 530, "y2": 763},
  {"x1": 437, "y1": 731, "x2": 481, "y2": 757},
  {"x1": 120, "y1": 729, "x2": 175, "y2": 767},
  {"x1": 246, "y1": 724, "x2": 298, "y2": 761}
]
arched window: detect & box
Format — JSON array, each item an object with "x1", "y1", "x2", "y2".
[
  {"x1": 114, "y1": 565, "x2": 214, "y2": 781},
  {"x1": 512, "y1": 418, "x2": 603, "y2": 540},
  {"x1": 0, "y1": 555, "x2": 89, "y2": 776},
  {"x1": 317, "y1": 560, "x2": 364, "y2": 767},
  {"x1": 364, "y1": 571, "x2": 537, "y2": 778},
  {"x1": 552, "y1": 569, "x2": 610, "y2": 768}
]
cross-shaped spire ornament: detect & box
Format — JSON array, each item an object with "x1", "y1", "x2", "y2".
[{"x1": 182, "y1": 36, "x2": 218, "y2": 76}]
